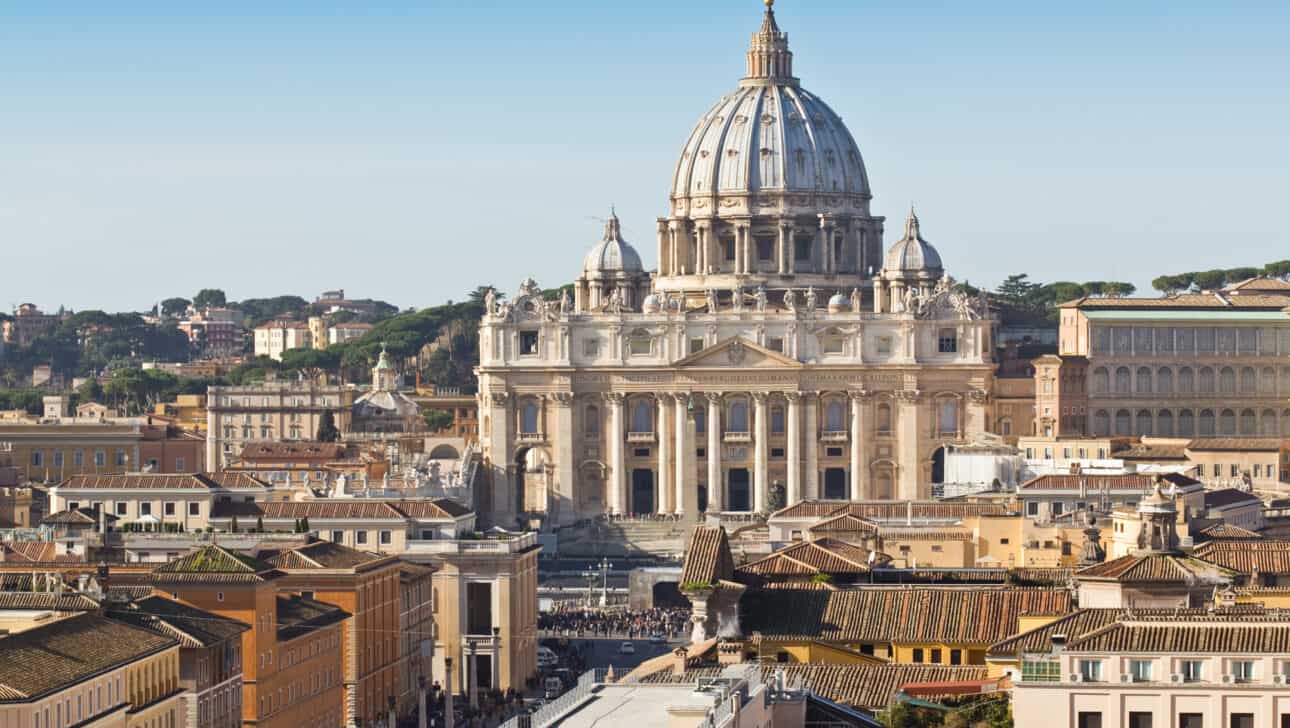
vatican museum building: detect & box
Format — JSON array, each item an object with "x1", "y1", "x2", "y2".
[{"x1": 476, "y1": 3, "x2": 996, "y2": 526}]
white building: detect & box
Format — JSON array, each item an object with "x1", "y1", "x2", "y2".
[
  {"x1": 253, "y1": 319, "x2": 311, "y2": 360},
  {"x1": 476, "y1": 3, "x2": 996, "y2": 527}
]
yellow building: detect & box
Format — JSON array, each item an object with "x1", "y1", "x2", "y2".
[
  {"x1": 0, "y1": 612, "x2": 184, "y2": 728},
  {"x1": 153, "y1": 394, "x2": 209, "y2": 433}
]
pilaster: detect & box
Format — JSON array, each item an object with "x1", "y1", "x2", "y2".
[
  {"x1": 551, "y1": 392, "x2": 575, "y2": 525},
  {"x1": 896, "y1": 389, "x2": 923, "y2": 500}
]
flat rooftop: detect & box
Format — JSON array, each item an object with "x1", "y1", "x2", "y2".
[{"x1": 549, "y1": 684, "x2": 717, "y2": 728}]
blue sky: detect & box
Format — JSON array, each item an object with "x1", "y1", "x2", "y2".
[{"x1": 2, "y1": 1, "x2": 1287, "y2": 312}]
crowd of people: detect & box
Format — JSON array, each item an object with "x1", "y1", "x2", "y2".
[{"x1": 539, "y1": 606, "x2": 691, "y2": 639}]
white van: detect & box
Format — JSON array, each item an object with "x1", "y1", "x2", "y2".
[{"x1": 537, "y1": 646, "x2": 559, "y2": 669}]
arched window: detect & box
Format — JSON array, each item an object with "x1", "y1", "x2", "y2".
[
  {"x1": 1239, "y1": 409, "x2": 1257, "y2": 435},
  {"x1": 1178, "y1": 410, "x2": 1195, "y2": 437},
  {"x1": 1219, "y1": 367, "x2": 1236, "y2": 393},
  {"x1": 1198, "y1": 409, "x2": 1215, "y2": 436},
  {"x1": 998, "y1": 417, "x2": 1013, "y2": 436},
  {"x1": 729, "y1": 400, "x2": 749, "y2": 433},
  {"x1": 1157, "y1": 410, "x2": 1174, "y2": 436},
  {"x1": 939, "y1": 399, "x2": 958, "y2": 435},
  {"x1": 1114, "y1": 409, "x2": 1131, "y2": 436},
  {"x1": 1114, "y1": 367, "x2": 1131, "y2": 393},
  {"x1": 1091, "y1": 368, "x2": 1109, "y2": 393},
  {"x1": 520, "y1": 402, "x2": 539, "y2": 435},
  {"x1": 1156, "y1": 368, "x2": 1173, "y2": 393},
  {"x1": 770, "y1": 406, "x2": 785, "y2": 434},
  {"x1": 1198, "y1": 367, "x2": 1215, "y2": 393},
  {"x1": 1238, "y1": 367, "x2": 1256, "y2": 394},
  {"x1": 1178, "y1": 367, "x2": 1194, "y2": 393},
  {"x1": 1093, "y1": 410, "x2": 1110, "y2": 436},
  {"x1": 877, "y1": 403, "x2": 892, "y2": 433},
  {"x1": 824, "y1": 400, "x2": 845, "y2": 432},
  {"x1": 630, "y1": 400, "x2": 652, "y2": 433},
  {"x1": 1263, "y1": 367, "x2": 1277, "y2": 394},
  {"x1": 585, "y1": 405, "x2": 600, "y2": 435},
  {"x1": 1260, "y1": 409, "x2": 1277, "y2": 436},
  {"x1": 1135, "y1": 367, "x2": 1152, "y2": 393},
  {"x1": 1219, "y1": 408, "x2": 1236, "y2": 435},
  {"x1": 1135, "y1": 410, "x2": 1153, "y2": 436}
]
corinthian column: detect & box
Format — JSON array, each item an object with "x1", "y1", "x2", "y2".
[
  {"x1": 657, "y1": 395, "x2": 673, "y2": 514},
  {"x1": 896, "y1": 389, "x2": 923, "y2": 500},
  {"x1": 849, "y1": 390, "x2": 868, "y2": 501},
  {"x1": 706, "y1": 393, "x2": 723, "y2": 513},
  {"x1": 552, "y1": 392, "x2": 575, "y2": 524},
  {"x1": 675, "y1": 396, "x2": 693, "y2": 516},
  {"x1": 753, "y1": 392, "x2": 769, "y2": 512},
  {"x1": 785, "y1": 392, "x2": 801, "y2": 506},
  {"x1": 606, "y1": 393, "x2": 626, "y2": 514},
  {"x1": 804, "y1": 392, "x2": 818, "y2": 499}
]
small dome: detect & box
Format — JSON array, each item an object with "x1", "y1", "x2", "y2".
[
  {"x1": 827, "y1": 292, "x2": 848, "y2": 313},
  {"x1": 583, "y1": 211, "x2": 643, "y2": 274},
  {"x1": 883, "y1": 208, "x2": 943, "y2": 275},
  {"x1": 642, "y1": 293, "x2": 662, "y2": 313}
]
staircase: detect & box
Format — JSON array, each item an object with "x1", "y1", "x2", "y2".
[{"x1": 556, "y1": 519, "x2": 691, "y2": 558}]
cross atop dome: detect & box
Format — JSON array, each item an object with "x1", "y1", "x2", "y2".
[{"x1": 745, "y1": 0, "x2": 794, "y2": 83}]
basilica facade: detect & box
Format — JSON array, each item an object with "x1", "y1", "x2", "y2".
[{"x1": 476, "y1": 3, "x2": 996, "y2": 526}]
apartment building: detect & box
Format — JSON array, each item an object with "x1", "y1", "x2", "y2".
[
  {"x1": 207, "y1": 499, "x2": 474, "y2": 554},
  {"x1": 253, "y1": 319, "x2": 311, "y2": 361},
  {"x1": 47, "y1": 473, "x2": 271, "y2": 532},
  {"x1": 206, "y1": 382, "x2": 355, "y2": 470}
]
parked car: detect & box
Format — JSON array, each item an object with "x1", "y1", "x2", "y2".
[{"x1": 619, "y1": 641, "x2": 636, "y2": 654}]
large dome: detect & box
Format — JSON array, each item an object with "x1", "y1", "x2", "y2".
[{"x1": 669, "y1": 3, "x2": 870, "y2": 216}]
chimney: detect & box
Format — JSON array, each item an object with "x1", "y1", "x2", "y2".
[
  {"x1": 1050, "y1": 634, "x2": 1067, "y2": 654},
  {"x1": 672, "y1": 646, "x2": 688, "y2": 677},
  {"x1": 95, "y1": 562, "x2": 110, "y2": 599},
  {"x1": 718, "y1": 641, "x2": 744, "y2": 666}
]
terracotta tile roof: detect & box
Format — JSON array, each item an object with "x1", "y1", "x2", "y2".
[
  {"x1": 742, "y1": 538, "x2": 874, "y2": 577},
  {"x1": 1114, "y1": 444, "x2": 1188, "y2": 461},
  {"x1": 209, "y1": 498, "x2": 470, "y2": 521},
  {"x1": 56, "y1": 473, "x2": 267, "y2": 490},
  {"x1": 1225, "y1": 277, "x2": 1290, "y2": 292},
  {"x1": 276, "y1": 594, "x2": 349, "y2": 641},
  {"x1": 680, "y1": 526, "x2": 735, "y2": 585},
  {"x1": 1019, "y1": 473, "x2": 1200, "y2": 491},
  {"x1": 238, "y1": 442, "x2": 348, "y2": 461},
  {"x1": 389, "y1": 498, "x2": 473, "y2": 519},
  {"x1": 877, "y1": 528, "x2": 972, "y2": 542},
  {"x1": 152, "y1": 545, "x2": 282, "y2": 584},
  {"x1": 0, "y1": 613, "x2": 176, "y2": 700},
  {"x1": 265, "y1": 540, "x2": 388, "y2": 571},
  {"x1": 1076, "y1": 553, "x2": 1237, "y2": 583},
  {"x1": 642, "y1": 663, "x2": 988, "y2": 711},
  {"x1": 1197, "y1": 523, "x2": 1263, "y2": 541},
  {"x1": 867, "y1": 567, "x2": 1073, "y2": 587},
  {"x1": 807, "y1": 513, "x2": 880, "y2": 534},
  {"x1": 772, "y1": 500, "x2": 1006, "y2": 521},
  {"x1": 108, "y1": 595, "x2": 249, "y2": 648},
  {"x1": 1187, "y1": 438, "x2": 1282, "y2": 452},
  {"x1": 1062, "y1": 292, "x2": 1290, "y2": 310},
  {"x1": 1, "y1": 542, "x2": 56, "y2": 562},
  {"x1": 0, "y1": 592, "x2": 101, "y2": 612},
  {"x1": 1068, "y1": 619, "x2": 1290, "y2": 653},
  {"x1": 1192, "y1": 541, "x2": 1290, "y2": 575},
  {"x1": 41, "y1": 507, "x2": 117, "y2": 526},
  {"x1": 739, "y1": 587, "x2": 1072, "y2": 644}
]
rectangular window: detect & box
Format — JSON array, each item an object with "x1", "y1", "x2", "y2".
[
  {"x1": 379, "y1": 530, "x2": 392, "y2": 545},
  {"x1": 1078, "y1": 659, "x2": 1103, "y2": 682},
  {"x1": 355, "y1": 530, "x2": 369, "y2": 544},
  {"x1": 164, "y1": 502, "x2": 176, "y2": 516},
  {"x1": 1077, "y1": 712, "x2": 1102, "y2": 728},
  {"x1": 331, "y1": 530, "x2": 344, "y2": 543},
  {"x1": 466, "y1": 582, "x2": 494, "y2": 635},
  {"x1": 629, "y1": 335, "x2": 652, "y2": 356},
  {"x1": 1128, "y1": 713, "x2": 1152, "y2": 728},
  {"x1": 794, "y1": 237, "x2": 810, "y2": 261},
  {"x1": 1231, "y1": 660, "x2": 1254, "y2": 682},
  {"x1": 767, "y1": 337, "x2": 784, "y2": 353},
  {"x1": 1229, "y1": 714, "x2": 1253, "y2": 728},
  {"x1": 911, "y1": 648, "x2": 924, "y2": 663},
  {"x1": 175, "y1": 457, "x2": 185, "y2": 471},
  {"x1": 519, "y1": 330, "x2": 539, "y2": 356},
  {"x1": 140, "y1": 502, "x2": 152, "y2": 516},
  {"x1": 1180, "y1": 659, "x2": 1203, "y2": 682},
  {"x1": 770, "y1": 447, "x2": 784, "y2": 458},
  {"x1": 930, "y1": 649, "x2": 942, "y2": 664},
  {"x1": 949, "y1": 649, "x2": 962, "y2": 665},
  {"x1": 1178, "y1": 715, "x2": 1203, "y2": 728},
  {"x1": 115, "y1": 450, "x2": 127, "y2": 466},
  {"x1": 188, "y1": 502, "x2": 200, "y2": 516},
  {"x1": 115, "y1": 502, "x2": 127, "y2": 516},
  {"x1": 756, "y1": 236, "x2": 773, "y2": 261},
  {"x1": 938, "y1": 328, "x2": 958, "y2": 353},
  {"x1": 53, "y1": 450, "x2": 64, "y2": 467},
  {"x1": 1128, "y1": 659, "x2": 1152, "y2": 682},
  {"x1": 31, "y1": 451, "x2": 42, "y2": 467},
  {"x1": 583, "y1": 339, "x2": 599, "y2": 357},
  {"x1": 74, "y1": 449, "x2": 84, "y2": 466},
  {"x1": 95, "y1": 451, "x2": 106, "y2": 466},
  {"x1": 876, "y1": 336, "x2": 892, "y2": 354}
]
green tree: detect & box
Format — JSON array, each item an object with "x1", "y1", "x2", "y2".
[
  {"x1": 1102, "y1": 281, "x2": 1136, "y2": 297},
  {"x1": 1263, "y1": 260, "x2": 1290, "y2": 280},
  {"x1": 1152, "y1": 274, "x2": 1190, "y2": 294},
  {"x1": 228, "y1": 356, "x2": 281, "y2": 385},
  {"x1": 422, "y1": 408, "x2": 454, "y2": 432},
  {"x1": 160, "y1": 298, "x2": 191, "y2": 317},
  {"x1": 1224, "y1": 266, "x2": 1261, "y2": 284},
  {"x1": 1192, "y1": 269, "x2": 1227, "y2": 291},
  {"x1": 316, "y1": 410, "x2": 340, "y2": 442},
  {"x1": 280, "y1": 347, "x2": 341, "y2": 382},
  {"x1": 192, "y1": 289, "x2": 227, "y2": 309},
  {"x1": 995, "y1": 274, "x2": 1041, "y2": 308}
]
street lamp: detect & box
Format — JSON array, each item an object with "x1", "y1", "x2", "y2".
[
  {"x1": 582, "y1": 570, "x2": 596, "y2": 609},
  {"x1": 597, "y1": 558, "x2": 613, "y2": 607}
]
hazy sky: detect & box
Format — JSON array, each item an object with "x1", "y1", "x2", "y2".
[{"x1": 2, "y1": 1, "x2": 1288, "y2": 312}]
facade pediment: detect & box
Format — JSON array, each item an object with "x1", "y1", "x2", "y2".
[{"x1": 674, "y1": 337, "x2": 802, "y2": 369}]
